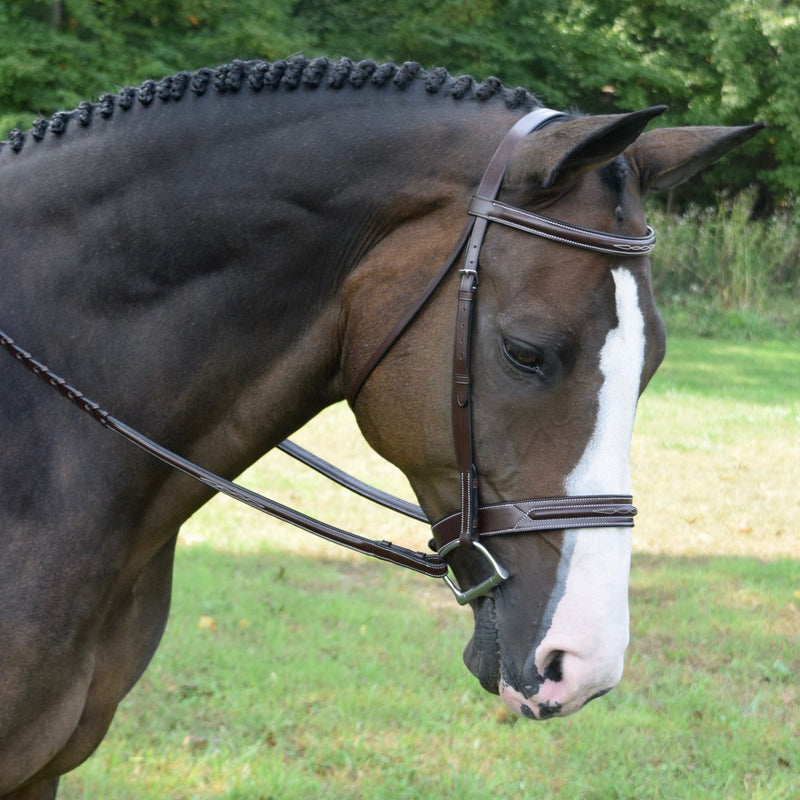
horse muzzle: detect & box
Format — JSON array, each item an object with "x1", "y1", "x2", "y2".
[
  {"x1": 464, "y1": 593, "x2": 628, "y2": 720},
  {"x1": 499, "y1": 647, "x2": 625, "y2": 720},
  {"x1": 458, "y1": 525, "x2": 633, "y2": 720}
]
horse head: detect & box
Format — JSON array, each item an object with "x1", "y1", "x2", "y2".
[{"x1": 347, "y1": 109, "x2": 763, "y2": 719}]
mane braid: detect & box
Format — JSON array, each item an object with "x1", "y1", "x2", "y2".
[{"x1": 0, "y1": 55, "x2": 541, "y2": 155}]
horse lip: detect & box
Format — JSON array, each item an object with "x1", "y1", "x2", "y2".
[{"x1": 462, "y1": 595, "x2": 501, "y2": 694}]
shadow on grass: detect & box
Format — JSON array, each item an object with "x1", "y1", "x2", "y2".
[
  {"x1": 628, "y1": 553, "x2": 798, "y2": 675},
  {"x1": 162, "y1": 544, "x2": 798, "y2": 715},
  {"x1": 62, "y1": 544, "x2": 798, "y2": 800}
]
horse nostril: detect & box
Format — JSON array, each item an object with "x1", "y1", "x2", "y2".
[
  {"x1": 543, "y1": 650, "x2": 564, "y2": 683},
  {"x1": 522, "y1": 649, "x2": 566, "y2": 695},
  {"x1": 514, "y1": 645, "x2": 624, "y2": 717},
  {"x1": 522, "y1": 650, "x2": 564, "y2": 695}
]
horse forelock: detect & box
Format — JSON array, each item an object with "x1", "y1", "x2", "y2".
[{"x1": 0, "y1": 55, "x2": 541, "y2": 156}]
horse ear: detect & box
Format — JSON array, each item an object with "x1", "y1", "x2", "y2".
[
  {"x1": 507, "y1": 106, "x2": 668, "y2": 192},
  {"x1": 626, "y1": 123, "x2": 767, "y2": 193}
]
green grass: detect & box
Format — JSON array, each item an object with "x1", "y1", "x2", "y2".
[
  {"x1": 652, "y1": 337, "x2": 800, "y2": 404},
  {"x1": 630, "y1": 337, "x2": 799, "y2": 559},
  {"x1": 659, "y1": 295, "x2": 800, "y2": 341},
  {"x1": 64, "y1": 549, "x2": 798, "y2": 800},
  {"x1": 61, "y1": 337, "x2": 799, "y2": 800}
]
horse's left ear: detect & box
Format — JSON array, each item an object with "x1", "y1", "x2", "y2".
[
  {"x1": 626, "y1": 123, "x2": 767, "y2": 193},
  {"x1": 506, "y1": 106, "x2": 668, "y2": 193}
]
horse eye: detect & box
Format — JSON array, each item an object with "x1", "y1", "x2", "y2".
[{"x1": 502, "y1": 338, "x2": 545, "y2": 376}]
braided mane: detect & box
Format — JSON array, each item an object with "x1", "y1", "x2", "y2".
[{"x1": 1, "y1": 56, "x2": 540, "y2": 155}]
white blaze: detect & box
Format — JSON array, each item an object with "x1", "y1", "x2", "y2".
[
  {"x1": 502, "y1": 267, "x2": 646, "y2": 717},
  {"x1": 565, "y1": 267, "x2": 645, "y2": 496}
]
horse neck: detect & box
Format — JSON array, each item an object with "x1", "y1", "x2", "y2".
[{"x1": 1, "y1": 88, "x2": 514, "y2": 482}]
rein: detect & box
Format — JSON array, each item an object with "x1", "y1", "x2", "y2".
[
  {"x1": 0, "y1": 106, "x2": 655, "y2": 602},
  {"x1": 0, "y1": 331, "x2": 447, "y2": 576}
]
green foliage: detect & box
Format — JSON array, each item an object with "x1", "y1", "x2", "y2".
[
  {"x1": 0, "y1": 0, "x2": 794, "y2": 207},
  {"x1": 0, "y1": 0, "x2": 310, "y2": 133},
  {"x1": 648, "y1": 192, "x2": 800, "y2": 339},
  {"x1": 291, "y1": 0, "x2": 795, "y2": 208}
]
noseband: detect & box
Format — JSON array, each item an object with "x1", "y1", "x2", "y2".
[
  {"x1": 0, "y1": 108, "x2": 655, "y2": 606},
  {"x1": 349, "y1": 108, "x2": 654, "y2": 604}
]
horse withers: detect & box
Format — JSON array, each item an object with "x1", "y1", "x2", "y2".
[{"x1": 0, "y1": 57, "x2": 763, "y2": 798}]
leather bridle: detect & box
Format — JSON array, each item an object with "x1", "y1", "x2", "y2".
[
  {"x1": 0, "y1": 107, "x2": 655, "y2": 606},
  {"x1": 348, "y1": 107, "x2": 653, "y2": 603}
]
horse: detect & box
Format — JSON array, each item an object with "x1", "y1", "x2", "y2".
[{"x1": 0, "y1": 56, "x2": 763, "y2": 798}]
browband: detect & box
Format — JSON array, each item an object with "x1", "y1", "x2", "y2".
[{"x1": 469, "y1": 196, "x2": 656, "y2": 256}]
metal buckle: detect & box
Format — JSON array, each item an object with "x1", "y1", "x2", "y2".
[{"x1": 437, "y1": 539, "x2": 509, "y2": 605}]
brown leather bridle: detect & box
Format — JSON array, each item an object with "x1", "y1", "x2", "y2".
[
  {"x1": 0, "y1": 107, "x2": 655, "y2": 605},
  {"x1": 348, "y1": 107, "x2": 654, "y2": 603}
]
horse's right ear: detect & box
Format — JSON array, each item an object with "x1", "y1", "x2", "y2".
[{"x1": 625, "y1": 123, "x2": 767, "y2": 193}]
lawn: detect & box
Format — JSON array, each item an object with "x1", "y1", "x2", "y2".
[{"x1": 61, "y1": 336, "x2": 799, "y2": 800}]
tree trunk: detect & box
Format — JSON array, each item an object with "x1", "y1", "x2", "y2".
[{"x1": 50, "y1": 1, "x2": 64, "y2": 30}]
